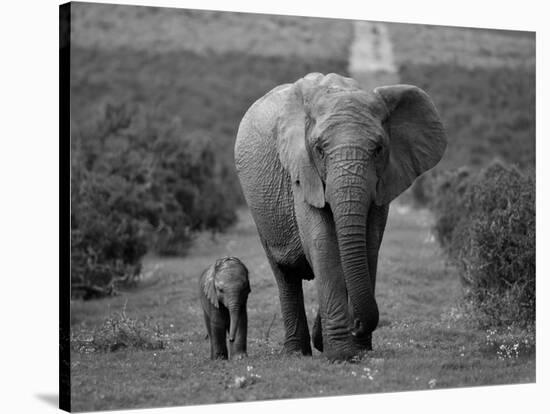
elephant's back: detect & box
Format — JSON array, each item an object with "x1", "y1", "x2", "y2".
[
  {"x1": 234, "y1": 84, "x2": 291, "y2": 171},
  {"x1": 234, "y1": 85, "x2": 291, "y2": 209},
  {"x1": 233, "y1": 85, "x2": 306, "y2": 270}
]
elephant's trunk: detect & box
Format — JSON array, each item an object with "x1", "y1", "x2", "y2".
[
  {"x1": 326, "y1": 146, "x2": 379, "y2": 339},
  {"x1": 228, "y1": 308, "x2": 240, "y2": 342}
]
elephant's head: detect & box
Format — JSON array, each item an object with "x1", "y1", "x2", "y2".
[
  {"x1": 277, "y1": 73, "x2": 446, "y2": 340},
  {"x1": 203, "y1": 257, "x2": 251, "y2": 342}
]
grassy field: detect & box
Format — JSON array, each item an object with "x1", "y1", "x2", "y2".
[
  {"x1": 70, "y1": 206, "x2": 535, "y2": 411},
  {"x1": 387, "y1": 23, "x2": 535, "y2": 69},
  {"x1": 70, "y1": 2, "x2": 352, "y2": 126},
  {"x1": 71, "y1": 3, "x2": 352, "y2": 59}
]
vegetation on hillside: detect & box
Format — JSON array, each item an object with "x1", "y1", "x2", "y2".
[{"x1": 71, "y1": 104, "x2": 238, "y2": 299}]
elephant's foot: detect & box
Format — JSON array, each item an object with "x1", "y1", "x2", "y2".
[
  {"x1": 353, "y1": 332, "x2": 373, "y2": 351},
  {"x1": 324, "y1": 348, "x2": 360, "y2": 362},
  {"x1": 281, "y1": 339, "x2": 312, "y2": 356},
  {"x1": 212, "y1": 352, "x2": 228, "y2": 360},
  {"x1": 322, "y1": 334, "x2": 373, "y2": 362},
  {"x1": 231, "y1": 352, "x2": 248, "y2": 360}
]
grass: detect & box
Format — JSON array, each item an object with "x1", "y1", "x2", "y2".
[
  {"x1": 386, "y1": 23, "x2": 535, "y2": 69},
  {"x1": 71, "y1": 3, "x2": 353, "y2": 60},
  {"x1": 71, "y1": 303, "x2": 166, "y2": 353},
  {"x1": 70, "y1": 2, "x2": 353, "y2": 131},
  {"x1": 70, "y1": 206, "x2": 535, "y2": 411}
]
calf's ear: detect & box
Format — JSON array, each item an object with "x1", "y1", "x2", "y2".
[{"x1": 202, "y1": 264, "x2": 218, "y2": 308}]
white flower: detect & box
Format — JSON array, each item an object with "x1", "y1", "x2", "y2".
[{"x1": 234, "y1": 376, "x2": 247, "y2": 388}]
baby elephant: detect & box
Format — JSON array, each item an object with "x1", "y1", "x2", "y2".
[{"x1": 199, "y1": 257, "x2": 250, "y2": 360}]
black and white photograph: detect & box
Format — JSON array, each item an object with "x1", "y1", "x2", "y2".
[{"x1": 56, "y1": 1, "x2": 538, "y2": 412}]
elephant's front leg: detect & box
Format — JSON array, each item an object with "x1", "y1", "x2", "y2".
[
  {"x1": 268, "y1": 257, "x2": 312, "y2": 356},
  {"x1": 209, "y1": 309, "x2": 229, "y2": 360},
  {"x1": 311, "y1": 239, "x2": 357, "y2": 360},
  {"x1": 229, "y1": 308, "x2": 248, "y2": 359},
  {"x1": 296, "y1": 204, "x2": 360, "y2": 360}
]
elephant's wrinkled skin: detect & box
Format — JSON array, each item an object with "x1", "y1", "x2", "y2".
[
  {"x1": 234, "y1": 73, "x2": 446, "y2": 360},
  {"x1": 199, "y1": 257, "x2": 250, "y2": 360}
]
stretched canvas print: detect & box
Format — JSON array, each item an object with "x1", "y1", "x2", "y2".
[{"x1": 60, "y1": 2, "x2": 536, "y2": 412}]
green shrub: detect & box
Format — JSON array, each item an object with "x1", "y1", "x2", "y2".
[
  {"x1": 71, "y1": 104, "x2": 238, "y2": 298},
  {"x1": 71, "y1": 105, "x2": 152, "y2": 299},
  {"x1": 430, "y1": 167, "x2": 475, "y2": 247},
  {"x1": 431, "y1": 161, "x2": 535, "y2": 328},
  {"x1": 71, "y1": 306, "x2": 166, "y2": 352}
]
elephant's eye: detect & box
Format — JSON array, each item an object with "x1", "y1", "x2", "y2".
[
  {"x1": 316, "y1": 146, "x2": 325, "y2": 158},
  {"x1": 373, "y1": 146, "x2": 383, "y2": 157}
]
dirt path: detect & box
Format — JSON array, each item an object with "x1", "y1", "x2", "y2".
[{"x1": 349, "y1": 21, "x2": 399, "y2": 90}]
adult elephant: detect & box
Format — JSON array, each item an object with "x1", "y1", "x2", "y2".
[{"x1": 234, "y1": 73, "x2": 446, "y2": 360}]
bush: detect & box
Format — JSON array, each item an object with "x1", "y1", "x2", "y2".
[
  {"x1": 430, "y1": 167, "x2": 476, "y2": 247},
  {"x1": 71, "y1": 306, "x2": 166, "y2": 352},
  {"x1": 431, "y1": 161, "x2": 535, "y2": 328},
  {"x1": 71, "y1": 104, "x2": 238, "y2": 298}
]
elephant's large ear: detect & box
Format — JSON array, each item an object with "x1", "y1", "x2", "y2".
[
  {"x1": 202, "y1": 264, "x2": 218, "y2": 308},
  {"x1": 277, "y1": 80, "x2": 325, "y2": 208},
  {"x1": 373, "y1": 85, "x2": 447, "y2": 205}
]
